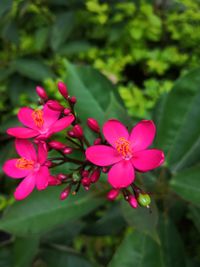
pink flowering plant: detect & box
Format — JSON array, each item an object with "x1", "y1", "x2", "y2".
[{"x1": 3, "y1": 81, "x2": 165, "y2": 209}]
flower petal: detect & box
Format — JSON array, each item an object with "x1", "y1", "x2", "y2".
[
  {"x1": 14, "y1": 173, "x2": 35, "y2": 200},
  {"x1": 3, "y1": 159, "x2": 31, "y2": 178},
  {"x1": 108, "y1": 160, "x2": 135, "y2": 188},
  {"x1": 15, "y1": 139, "x2": 37, "y2": 161},
  {"x1": 18, "y1": 107, "x2": 38, "y2": 130},
  {"x1": 86, "y1": 145, "x2": 121, "y2": 166},
  {"x1": 35, "y1": 166, "x2": 49, "y2": 190},
  {"x1": 49, "y1": 114, "x2": 75, "y2": 134},
  {"x1": 129, "y1": 120, "x2": 156, "y2": 152},
  {"x1": 132, "y1": 149, "x2": 164, "y2": 172},
  {"x1": 7, "y1": 127, "x2": 38, "y2": 138},
  {"x1": 103, "y1": 119, "x2": 129, "y2": 148},
  {"x1": 37, "y1": 142, "x2": 48, "y2": 164},
  {"x1": 42, "y1": 104, "x2": 61, "y2": 128}
]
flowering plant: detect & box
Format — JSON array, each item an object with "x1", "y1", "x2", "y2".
[{"x1": 3, "y1": 82, "x2": 164, "y2": 209}]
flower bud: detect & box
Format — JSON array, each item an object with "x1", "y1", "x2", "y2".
[
  {"x1": 67, "y1": 130, "x2": 76, "y2": 138},
  {"x1": 63, "y1": 147, "x2": 73, "y2": 154},
  {"x1": 58, "y1": 81, "x2": 68, "y2": 98},
  {"x1": 94, "y1": 138, "x2": 101, "y2": 145},
  {"x1": 48, "y1": 176, "x2": 61, "y2": 186},
  {"x1": 63, "y1": 108, "x2": 71, "y2": 115},
  {"x1": 47, "y1": 100, "x2": 64, "y2": 111},
  {"x1": 107, "y1": 189, "x2": 120, "y2": 201},
  {"x1": 82, "y1": 170, "x2": 89, "y2": 177},
  {"x1": 57, "y1": 173, "x2": 68, "y2": 180},
  {"x1": 81, "y1": 177, "x2": 91, "y2": 187},
  {"x1": 60, "y1": 187, "x2": 71, "y2": 200},
  {"x1": 87, "y1": 118, "x2": 100, "y2": 133},
  {"x1": 137, "y1": 193, "x2": 151, "y2": 207},
  {"x1": 73, "y1": 124, "x2": 83, "y2": 139},
  {"x1": 128, "y1": 195, "x2": 138, "y2": 209},
  {"x1": 84, "y1": 186, "x2": 90, "y2": 191},
  {"x1": 90, "y1": 169, "x2": 101, "y2": 183},
  {"x1": 36, "y1": 86, "x2": 48, "y2": 100},
  {"x1": 69, "y1": 96, "x2": 77, "y2": 104},
  {"x1": 102, "y1": 167, "x2": 108, "y2": 173},
  {"x1": 45, "y1": 160, "x2": 53, "y2": 168},
  {"x1": 49, "y1": 140, "x2": 66, "y2": 150}
]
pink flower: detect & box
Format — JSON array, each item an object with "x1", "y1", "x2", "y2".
[
  {"x1": 3, "y1": 139, "x2": 51, "y2": 200},
  {"x1": 7, "y1": 104, "x2": 74, "y2": 139},
  {"x1": 86, "y1": 119, "x2": 164, "y2": 189}
]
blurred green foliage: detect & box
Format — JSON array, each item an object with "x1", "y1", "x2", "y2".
[
  {"x1": 1, "y1": 0, "x2": 200, "y2": 117},
  {"x1": 0, "y1": 1, "x2": 200, "y2": 267}
]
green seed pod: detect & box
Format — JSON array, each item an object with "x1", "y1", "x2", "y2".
[{"x1": 138, "y1": 193, "x2": 151, "y2": 207}]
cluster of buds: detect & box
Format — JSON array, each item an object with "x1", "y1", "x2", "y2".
[
  {"x1": 3, "y1": 81, "x2": 164, "y2": 210},
  {"x1": 107, "y1": 185, "x2": 151, "y2": 209}
]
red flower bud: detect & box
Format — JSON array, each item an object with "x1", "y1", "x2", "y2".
[
  {"x1": 81, "y1": 177, "x2": 91, "y2": 187},
  {"x1": 57, "y1": 173, "x2": 68, "y2": 180},
  {"x1": 47, "y1": 100, "x2": 64, "y2": 111},
  {"x1": 67, "y1": 130, "x2": 76, "y2": 138},
  {"x1": 48, "y1": 176, "x2": 61, "y2": 186},
  {"x1": 128, "y1": 195, "x2": 138, "y2": 209},
  {"x1": 90, "y1": 169, "x2": 101, "y2": 183},
  {"x1": 36, "y1": 86, "x2": 48, "y2": 100},
  {"x1": 107, "y1": 189, "x2": 120, "y2": 201},
  {"x1": 63, "y1": 147, "x2": 73, "y2": 154},
  {"x1": 69, "y1": 96, "x2": 77, "y2": 104},
  {"x1": 49, "y1": 140, "x2": 66, "y2": 150},
  {"x1": 102, "y1": 167, "x2": 108, "y2": 173},
  {"x1": 45, "y1": 160, "x2": 53, "y2": 167},
  {"x1": 60, "y1": 187, "x2": 71, "y2": 200},
  {"x1": 73, "y1": 124, "x2": 83, "y2": 139},
  {"x1": 82, "y1": 170, "x2": 89, "y2": 177},
  {"x1": 63, "y1": 108, "x2": 71, "y2": 115},
  {"x1": 87, "y1": 118, "x2": 100, "y2": 133},
  {"x1": 84, "y1": 186, "x2": 90, "y2": 191},
  {"x1": 94, "y1": 138, "x2": 101, "y2": 145},
  {"x1": 58, "y1": 81, "x2": 68, "y2": 98}
]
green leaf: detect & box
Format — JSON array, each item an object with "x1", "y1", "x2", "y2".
[
  {"x1": 120, "y1": 200, "x2": 159, "y2": 242},
  {"x1": 0, "y1": 248, "x2": 11, "y2": 267},
  {"x1": 84, "y1": 203, "x2": 126, "y2": 236},
  {"x1": 188, "y1": 205, "x2": 200, "y2": 233},
  {"x1": 170, "y1": 166, "x2": 200, "y2": 205},
  {"x1": 0, "y1": 187, "x2": 104, "y2": 236},
  {"x1": 108, "y1": 230, "x2": 163, "y2": 267},
  {"x1": 158, "y1": 216, "x2": 186, "y2": 267},
  {"x1": 51, "y1": 12, "x2": 75, "y2": 51},
  {"x1": 13, "y1": 236, "x2": 39, "y2": 267},
  {"x1": 42, "y1": 220, "x2": 85, "y2": 245},
  {"x1": 13, "y1": 58, "x2": 54, "y2": 81},
  {"x1": 64, "y1": 61, "x2": 119, "y2": 125},
  {"x1": 155, "y1": 68, "x2": 200, "y2": 171},
  {"x1": 59, "y1": 41, "x2": 92, "y2": 56},
  {"x1": 42, "y1": 249, "x2": 92, "y2": 267},
  {"x1": 0, "y1": 0, "x2": 12, "y2": 18},
  {"x1": 104, "y1": 93, "x2": 133, "y2": 127}
]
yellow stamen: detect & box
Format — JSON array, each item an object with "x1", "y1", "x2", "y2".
[
  {"x1": 115, "y1": 137, "x2": 132, "y2": 159},
  {"x1": 16, "y1": 158, "x2": 34, "y2": 170},
  {"x1": 32, "y1": 109, "x2": 44, "y2": 128}
]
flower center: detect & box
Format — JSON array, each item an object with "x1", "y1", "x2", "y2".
[
  {"x1": 16, "y1": 158, "x2": 34, "y2": 170},
  {"x1": 32, "y1": 109, "x2": 44, "y2": 128},
  {"x1": 115, "y1": 137, "x2": 132, "y2": 160}
]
